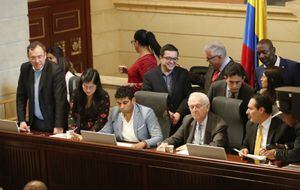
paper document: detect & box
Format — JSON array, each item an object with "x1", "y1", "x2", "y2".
[
  {"x1": 50, "y1": 133, "x2": 68, "y2": 139},
  {"x1": 233, "y1": 148, "x2": 266, "y2": 161},
  {"x1": 176, "y1": 150, "x2": 189, "y2": 155},
  {"x1": 117, "y1": 142, "x2": 133, "y2": 148}
]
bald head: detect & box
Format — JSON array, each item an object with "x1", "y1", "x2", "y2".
[
  {"x1": 23, "y1": 180, "x2": 47, "y2": 190},
  {"x1": 257, "y1": 39, "x2": 277, "y2": 67}
]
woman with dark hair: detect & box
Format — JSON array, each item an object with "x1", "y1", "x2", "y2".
[
  {"x1": 46, "y1": 45, "x2": 64, "y2": 64},
  {"x1": 68, "y1": 68, "x2": 110, "y2": 133},
  {"x1": 260, "y1": 67, "x2": 283, "y2": 115},
  {"x1": 119, "y1": 29, "x2": 161, "y2": 91}
]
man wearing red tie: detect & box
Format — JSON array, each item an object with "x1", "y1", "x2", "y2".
[{"x1": 202, "y1": 42, "x2": 241, "y2": 93}]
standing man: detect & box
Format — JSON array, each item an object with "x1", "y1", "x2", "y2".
[
  {"x1": 255, "y1": 39, "x2": 300, "y2": 89},
  {"x1": 239, "y1": 94, "x2": 292, "y2": 157},
  {"x1": 207, "y1": 63, "x2": 254, "y2": 125},
  {"x1": 142, "y1": 44, "x2": 192, "y2": 136},
  {"x1": 17, "y1": 41, "x2": 68, "y2": 133},
  {"x1": 163, "y1": 92, "x2": 228, "y2": 148},
  {"x1": 202, "y1": 41, "x2": 243, "y2": 93},
  {"x1": 100, "y1": 86, "x2": 163, "y2": 149}
]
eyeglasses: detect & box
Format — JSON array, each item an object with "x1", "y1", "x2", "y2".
[
  {"x1": 189, "y1": 104, "x2": 207, "y2": 110},
  {"x1": 163, "y1": 56, "x2": 179, "y2": 62},
  {"x1": 206, "y1": 55, "x2": 219, "y2": 62},
  {"x1": 130, "y1": 40, "x2": 136, "y2": 44}
]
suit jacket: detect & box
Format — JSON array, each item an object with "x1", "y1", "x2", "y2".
[
  {"x1": 276, "y1": 123, "x2": 300, "y2": 163},
  {"x1": 207, "y1": 79, "x2": 254, "y2": 126},
  {"x1": 164, "y1": 112, "x2": 228, "y2": 148},
  {"x1": 255, "y1": 57, "x2": 300, "y2": 89},
  {"x1": 204, "y1": 58, "x2": 236, "y2": 93},
  {"x1": 241, "y1": 117, "x2": 291, "y2": 154},
  {"x1": 16, "y1": 60, "x2": 68, "y2": 131},
  {"x1": 100, "y1": 103, "x2": 163, "y2": 148},
  {"x1": 142, "y1": 65, "x2": 192, "y2": 117}
]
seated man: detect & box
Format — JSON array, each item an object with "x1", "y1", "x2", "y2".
[
  {"x1": 208, "y1": 63, "x2": 253, "y2": 126},
  {"x1": 261, "y1": 87, "x2": 300, "y2": 165},
  {"x1": 239, "y1": 94, "x2": 293, "y2": 157},
  {"x1": 163, "y1": 92, "x2": 228, "y2": 148},
  {"x1": 100, "y1": 86, "x2": 163, "y2": 149}
]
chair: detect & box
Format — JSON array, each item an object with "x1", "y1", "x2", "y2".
[
  {"x1": 211, "y1": 96, "x2": 244, "y2": 149},
  {"x1": 189, "y1": 66, "x2": 208, "y2": 92},
  {"x1": 68, "y1": 75, "x2": 80, "y2": 97},
  {"x1": 134, "y1": 91, "x2": 171, "y2": 139}
]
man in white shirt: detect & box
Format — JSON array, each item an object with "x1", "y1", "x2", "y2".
[
  {"x1": 239, "y1": 94, "x2": 290, "y2": 157},
  {"x1": 100, "y1": 86, "x2": 163, "y2": 149}
]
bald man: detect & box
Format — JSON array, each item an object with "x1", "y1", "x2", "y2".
[{"x1": 255, "y1": 39, "x2": 300, "y2": 89}]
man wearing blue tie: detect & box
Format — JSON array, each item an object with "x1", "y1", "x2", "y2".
[{"x1": 163, "y1": 92, "x2": 228, "y2": 148}]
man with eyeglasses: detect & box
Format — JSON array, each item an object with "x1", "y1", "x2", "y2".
[
  {"x1": 142, "y1": 44, "x2": 192, "y2": 136},
  {"x1": 163, "y1": 92, "x2": 228, "y2": 148},
  {"x1": 207, "y1": 63, "x2": 254, "y2": 126},
  {"x1": 16, "y1": 41, "x2": 68, "y2": 134},
  {"x1": 255, "y1": 39, "x2": 300, "y2": 90},
  {"x1": 202, "y1": 41, "x2": 242, "y2": 93}
]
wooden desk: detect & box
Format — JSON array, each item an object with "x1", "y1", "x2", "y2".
[{"x1": 0, "y1": 131, "x2": 299, "y2": 190}]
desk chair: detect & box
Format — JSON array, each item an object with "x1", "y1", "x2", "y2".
[
  {"x1": 212, "y1": 96, "x2": 244, "y2": 149},
  {"x1": 68, "y1": 75, "x2": 80, "y2": 97},
  {"x1": 134, "y1": 91, "x2": 170, "y2": 139}
]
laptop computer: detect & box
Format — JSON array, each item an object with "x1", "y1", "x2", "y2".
[
  {"x1": 0, "y1": 119, "x2": 19, "y2": 133},
  {"x1": 81, "y1": 130, "x2": 117, "y2": 145},
  {"x1": 186, "y1": 143, "x2": 227, "y2": 160}
]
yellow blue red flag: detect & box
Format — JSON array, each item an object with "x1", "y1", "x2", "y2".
[{"x1": 241, "y1": 0, "x2": 267, "y2": 86}]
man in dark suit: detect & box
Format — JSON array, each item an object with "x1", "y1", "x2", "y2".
[
  {"x1": 17, "y1": 41, "x2": 68, "y2": 133},
  {"x1": 261, "y1": 87, "x2": 300, "y2": 165},
  {"x1": 202, "y1": 42, "x2": 241, "y2": 93},
  {"x1": 207, "y1": 63, "x2": 254, "y2": 126},
  {"x1": 142, "y1": 44, "x2": 192, "y2": 135},
  {"x1": 239, "y1": 94, "x2": 292, "y2": 157},
  {"x1": 164, "y1": 92, "x2": 228, "y2": 148},
  {"x1": 255, "y1": 39, "x2": 300, "y2": 89}
]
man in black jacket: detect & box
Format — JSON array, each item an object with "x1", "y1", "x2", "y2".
[
  {"x1": 17, "y1": 41, "x2": 68, "y2": 133},
  {"x1": 142, "y1": 44, "x2": 192, "y2": 136}
]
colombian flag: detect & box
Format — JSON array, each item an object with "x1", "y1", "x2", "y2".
[{"x1": 241, "y1": 0, "x2": 267, "y2": 87}]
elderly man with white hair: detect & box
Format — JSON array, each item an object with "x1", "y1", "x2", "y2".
[{"x1": 163, "y1": 92, "x2": 228, "y2": 148}]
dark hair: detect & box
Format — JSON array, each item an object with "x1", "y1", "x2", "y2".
[
  {"x1": 134, "y1": 29, "x2": 161, "y2": 57},
  {"x1": 46, "y1": 45, "x2": 63, "y2": 60},
  {"x1": 252, "y1": 94, "x2": 273, "y2": 114},
  {"x1": 74, "y1": 68, "x2": 106, "y2": 113},
  {"x1": 115, "y1": 86, "x2": 134, "y2": 100},
  {"x1": 27, "y1": 41, "x2": 46, "y2": 54},
  {"x1": 159, "y1": 44, "x2": 179, "y2": 57},
  {"x1": 60, "y1": 57, "x2": 77, "y2": 75},
  {"x1": 224, "y1": 62, "x2": 247, "y2": 78},
  {"x1": 262, "y1": 67, "x2": 283, "y2": 103}
]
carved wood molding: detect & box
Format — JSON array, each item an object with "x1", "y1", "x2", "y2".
[{"x1": 113, "y1": 0, "x2": 298, "y2": 21}]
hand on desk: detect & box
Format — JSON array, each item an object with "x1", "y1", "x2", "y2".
[
  {"x1": 132, "y1": 141, "x2": 147, "y2": 149},
  {"x1": 238, "y1": 148, "x2": 249, "y2": 158},
  {"x1": 53, "y1": 127, "x2": 64, "y2": 134},
  {"x1": 19, "y1": 121, "x2": 30, "y2": 132},
  {"x1": 260, "y1": 148, "x2": 276, "y2": 160}
]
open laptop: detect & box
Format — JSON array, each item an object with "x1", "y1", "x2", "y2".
[
  {"x1": 186, "y1": 143, "x2": 227, "y2": 160},
  {"x1": 0, "y1": 119, "x2": 19, "y2": 133},
  {"x1": 81, "y1": 130, "x2": 117, "y2": 145}
]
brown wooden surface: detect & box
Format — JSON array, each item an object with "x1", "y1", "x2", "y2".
[
  {"x1": 28, "y1": 0, "x2": 93, "y2": 72},
  {"x1": 0, "y1": 131, "x2": 300, "y2": 190}
]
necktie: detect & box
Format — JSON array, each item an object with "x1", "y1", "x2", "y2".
[
  {"x1": 254, "y1": 124, "x2": 263, "y2": 156},
  {"x1": 211, "y1": 70, "x2": 220, "y2": 82},
  {"x1": 230, "y1": 92, "x2": 236, "y2": 99},
  {"x1": 193, "y1": 123, "x2": 202, "y2": 144}
]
